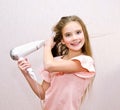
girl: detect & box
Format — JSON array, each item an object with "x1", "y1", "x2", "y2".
[{"x1": 18, "y1": 15, "x2": 95, "y2": 110}]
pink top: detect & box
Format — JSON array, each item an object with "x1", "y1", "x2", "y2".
[{"x1": 40, "y1": 55, "x2": 95, "y2": 110}]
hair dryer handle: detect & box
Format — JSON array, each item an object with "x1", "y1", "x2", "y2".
[
  {"x1": 18, "y1": 57, "x2": 37, "y2": 81},
  {"x1": 27, "y1": 68, "x2": 37, "y2": 81}
]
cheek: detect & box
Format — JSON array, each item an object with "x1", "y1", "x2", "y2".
[
  {"x1": 80, "y1": 34, "x2": 85, "y2": 42},
  {"x1": 82, "y1": 38, "x2": 85, "y2": 47},
  {"x1": 62, "y1": 37, "x2": 70, "y2": 44},
  {"x1": 63, "y1": 39, "x2": 71, "y2": 46},
  {"x1": 81, "y1": 36, "x2": 85, "y2": 41}
]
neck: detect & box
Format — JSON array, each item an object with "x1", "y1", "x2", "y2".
[{"x1": 64, "y1": 50, "x2": 83, "y2": 60}]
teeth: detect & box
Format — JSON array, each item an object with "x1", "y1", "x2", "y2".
[
  {"x1": 71, "y1": 43, "x2": 79, "y2": 46},
  {"x1": 71, "y1": 42, "x2": 80, "y2": 45}
]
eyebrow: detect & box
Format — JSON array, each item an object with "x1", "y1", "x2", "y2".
[{"x1": 64, "y1": 29, "x2": 82, "y2": 33}]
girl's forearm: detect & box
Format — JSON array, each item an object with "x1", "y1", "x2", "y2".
[
  {"x1": 43, "y1": 45, "x2": 54, "y2": 71},
  {"x1": 23, "y1": 73, "x2": 45, "y2": 100}
]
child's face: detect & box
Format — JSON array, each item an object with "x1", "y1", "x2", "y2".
[{"x1": 61, "y1": 21, "x2": 85, "y2": 52}]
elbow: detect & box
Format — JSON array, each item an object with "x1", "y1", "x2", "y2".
[
  {"x1": 40, "y1": 93, "x2": 45, "y2": 100},
  {"x1": 38, "y1": 88, "x2": 45, "y2": 100},
  {"x1": 44, "y1": 62, "x2": 54, "y2": 72}
]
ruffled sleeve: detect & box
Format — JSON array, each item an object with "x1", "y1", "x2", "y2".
[
  {"x1": 39, "y1": 56, "x2": 62, "y2": 83},
  {"x1": 71, "y1": 55, "x2": 96, "y2": 78},
  {"x1": 39, "y1": 67, "x2": 51, "y2": 83}
]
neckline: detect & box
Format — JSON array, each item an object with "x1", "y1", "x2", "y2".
[{"x1": 61, "y1": 54, "x2": 85, "y2": 60}]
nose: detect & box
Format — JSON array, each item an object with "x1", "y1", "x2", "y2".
[{"x1": 72, "y1": 34, "x2": 78, "y2": 40}]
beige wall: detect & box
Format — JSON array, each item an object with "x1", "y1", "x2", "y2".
[{"x1": 0, "y1": 0, "x2": 120, "y2": 110}]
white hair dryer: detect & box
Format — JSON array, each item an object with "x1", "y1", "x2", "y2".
[
  {"x1": 10, "y1": 40, "x2": 45, "y2": 60},
  {"x1": 10, "y1": 40, "x2": 45, "y2": 81}
]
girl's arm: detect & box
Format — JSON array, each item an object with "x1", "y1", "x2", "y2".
[
  {"x1": 17, "y1": 58, "x2": 50, "y2": 100},
  {"x1": 44, "y1": 37, "x2": 88, "y2": 73}
]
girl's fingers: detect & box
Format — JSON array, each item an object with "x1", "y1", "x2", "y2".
[
  {"x1": 17, "y1": 58, "x2": 31, "y2": 72},
  {"x1": 18, "y1": 58, "x2": 28, "y2": 65},
  {"x1": 18, "y1": 57, "x2": 27, "y2": 63},
  {"x1": 45, "y1": 37, "x2": 56, "y2": 48}
]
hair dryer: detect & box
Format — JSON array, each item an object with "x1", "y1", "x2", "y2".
[
  {"x1": 10, "y1": 40, "x2": 45, "y2": 60},
  {"x1": 10, "y1": 40, "x2": 45, "y2": 81}
]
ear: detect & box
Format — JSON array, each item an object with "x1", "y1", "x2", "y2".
[{"x1": 61, "y1": 39, "x2": 65, "y2": 45}]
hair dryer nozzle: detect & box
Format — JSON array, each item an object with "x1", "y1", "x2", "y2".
[{"x1": 10, "y1": 49, "x2": 19, "y2": 60}]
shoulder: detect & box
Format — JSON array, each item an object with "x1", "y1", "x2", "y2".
[
  {"x1": 72, "y1": 55, "x2": 95, "y2": 73},
  {"x1": 71, "y1": 55, "x2": 94, "y2": 62}
]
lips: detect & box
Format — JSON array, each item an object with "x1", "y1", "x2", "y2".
[{"x1": 71, "y1": 41, "x2": 80, "y2": 46}]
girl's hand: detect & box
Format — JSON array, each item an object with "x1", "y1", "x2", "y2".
[
  {"x1": 17, "y1": 58, "x2": 31, "y2": 75},
  {"x1": 45, "y1": 35, "x2": 56, "y2": 49}
]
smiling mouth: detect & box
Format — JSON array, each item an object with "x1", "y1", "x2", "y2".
[{"x1": 71, "y1": 41, "x2": 80, "y2": 46}]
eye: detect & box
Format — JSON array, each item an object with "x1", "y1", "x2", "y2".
[
  {"x1": 65, "y1": 33, "x2": 71, "y2": 37},
  {"x1": 76, "y1": 30, "x2": 82, "y2": 34}
]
